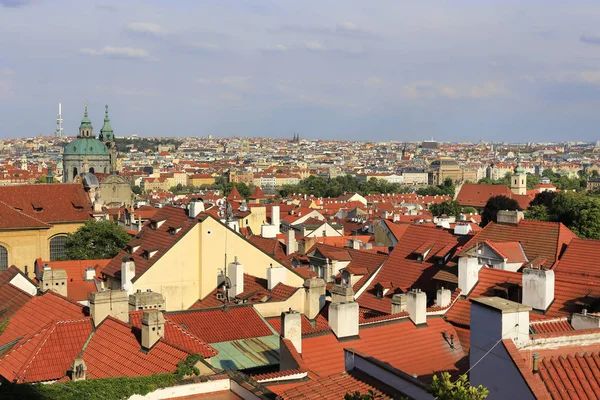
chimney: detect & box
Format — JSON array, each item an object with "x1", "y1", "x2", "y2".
[
  {"x1": 267, "y1": 265, "x2": 287, "y2": 290},
  {"x1": 189, "y1": 198, "x2": 205, "y2": 218},
  {"x1": 532, "y1": 353, "x2": 540, "y2": 374},
  {"x1": 406, "y1": 289, "x2": 427, "y2": 326},
  {"x1": 69, "y1": 358, "x2": 87, "y2": 381},
  {"x1": 281, "y1": 309, "x2": 302, "y2": 354},
  {"x1": 303, "y1": 278, "x2": 326, "y2": 320},
  {"x1": 391, "y1": 294, "x2": 407, "y2": 314},
  {"x1": 436, "y1": 287, "x2": 452, "y2": 308},
  {"x1": 286, "y1": 229, "x2": 296, "y2": 256},
  {"x1": 271, "y1": 205, "x2": 280, "y2": 229},
  {"x1": 89, "y1": 289, "x2": 129, "y2": 326},
  {"x1": 458, "y1": 256, "x2": 482, "y2": 295},
  {"x1": 571, "y1": 310, "x2": 600, "y2": 330},
  {"x1": 84, "y1": 267, "x2": 95, "y2": 282},
  {"x1": 496, "y1": 210, "x2": 524, "y2": 226},
  {"x1": 469, "y1": 297, "x2": 531, "y2": 391},
  {"x1": 329, "y1": 289, "x2": 359, "y2": 340},
  {"x1": 352, "y1": 239, "x2": 361, "y2": 250},
  {"x1": 522, "y1": 267, "x2": 555, "y2": 311},
  {"x1": 121, "y1": 257, "x2": 136, "y2": 294},
  {"x1": 330, "y1": 283, "x2": 354, "y2": 303},
  {"x1": 141, "y1": 309, "x2": 165, "y2": 350},
  {"x1": 39, "y1": 267, "x2": 68, "y2": 297},
  {"x1": 228, "y1": 258, "x2": 244, "y2": 296},
  {"x1": 129, "y1": 289, "x2": 165, "y2": 311}
]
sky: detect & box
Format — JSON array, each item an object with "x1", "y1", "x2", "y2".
[{"x1": 2, "y1": 0, "x2": 600, "y2": 142}]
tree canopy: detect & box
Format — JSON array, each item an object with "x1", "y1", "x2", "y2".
[
  {"x1": 64, "y1": 220, "x2": 131, "y2": 260},
  {"x1": 278, "y1": 175, "x2": 414, "y2": 198},
  {"x1": 481, "y1": 195, "x2": 520, "y2": 226},
  {"x1": 429, "y1": 372, "x2": 489, "y2": 400},
  {"x1": 430, "y1": 200, "x2": 463, "y2": 218}
]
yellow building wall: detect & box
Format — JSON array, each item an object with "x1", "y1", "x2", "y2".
[
  {"x1": 133, "y1": 224, "x2": 202, "y2": 311},
  {"x1": 238, "y1": 207, "x2": 267, "y2": 234},
  {"x1": 198, "y1": 217, "x2": 304, "y2": 298},
  {"x1": 0, "y1": 221, "x2": 85, "y2": 276},
  {"x1": 253, "y1": 289, "x2": 306, "y2": 318}
]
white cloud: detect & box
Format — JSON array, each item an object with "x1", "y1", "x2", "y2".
[
  {"x1": 126, "y1": 22, "x2": 166, "y2": 37},
  {"x1": 336, "y1": 21, "x2": 359, "y2": 33},
  {"x1": 80, "y1": 46, "x2": 150, "y2": 59},
  {"x1": 190, "y1": 42, "x2": 219, "y2": 52},
  {"x1": 578, "y1": 71, "x2": 600, "y2": 84},
  {"x1": 305, "y1": 41, "x2": 326, "y2": 51},
  {"x1": 403, "y1": 81, "x2": 507, "y2": 100},
  {"x1": 364, "y1": 76, "x2": 385, "y2": 89},
  {"x1": 263, "y1": 44, "x2": 287, "y2": 53},
  {"x1": 95, "y1": 85, "x2": 158, "y2": 97},
  {"x1": 197, "y1": 76, "x2": 252, "y2": 91}
]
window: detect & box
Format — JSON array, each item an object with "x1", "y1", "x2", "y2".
[
  {"x1": 0, "y1": 246, "x2": 7, "y2": 272},
  {"x1": 50, "y1": 236, "x2": 67, "y2": 261}
]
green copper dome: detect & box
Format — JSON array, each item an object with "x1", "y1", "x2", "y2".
[
  {"x1": 99, "y1": 105, "x2": 114, "y2": 141},
  {"x1": 80, "y1": 103, "x2": 93, "y2": 130},
  {"x1": 514, "y1": 155, "x2": 525, "y2": 174},
  {"x1": 64, "y1": 137, "x2": 109, "y2": 156}
]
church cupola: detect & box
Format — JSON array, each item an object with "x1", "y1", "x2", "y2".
[
  {"x1": 79, "y1": 103, "x2": 94, "y2": 138},
  {"x1": 511, "y1": 154, "x2": 527, "y2": 195},
  {"x1": 99, "y1": 105, "x2": 114, "y2": 142}
]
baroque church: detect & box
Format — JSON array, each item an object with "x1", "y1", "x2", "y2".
[
  {"x1": 63, "y1": 104, "x2": 116, "y2": 182},
  {"x1": 62, "y1": 104, "x2": 134, "y2": 209}
]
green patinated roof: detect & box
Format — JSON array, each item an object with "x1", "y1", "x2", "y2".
[
  {"x1": 99, "y1": 105, "x2": 114, "y2": 141},
  {"x1": 79, "y1": 103, "x2": 93, "y2": 130},
  {"x1": 515, "y1": 154, "x2": 525, "y2": 174},
  {"x1": 64, "y1": 137, "x2": 109, "y2": 156},
  {"x1": 209, "y1": 335, "x2": 280, "y2": 370}
]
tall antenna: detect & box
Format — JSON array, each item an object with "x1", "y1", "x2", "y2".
[{"x1": 55, "y1": 98, "x2": 63, "y2": 137}]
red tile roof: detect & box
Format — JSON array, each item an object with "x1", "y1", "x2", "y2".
[
  {"x1": 382, "y1": 220, "x2": 411, "y2": 242},
  {"x1": 0, "y1": 284, "x2": 33, "y2": 321},
  {"x1": 38, "y1": 258, "x2": 110, "y2": 302},
  {"x1": 167, "y1": 305, "x2": 275, "y2": 343},
  {"x1": 0, "y1": 201, "x2": 51, "y2": 229},
  {"x1": 280, "y1": 371, "x2": 394, "y2": 400},
  {"x1": 227, "y1": 187, "x2": 243, "y2": 202},
  {"x1": 0, "y1": 319, "x2": 92, "y2": 383},
  {"x1": 530, "y1": 318, "x2": 574, "y2": 334},
  {"x1": 553, "y1": 238, "x2": 600, "y2": 278},
  {"x1": 82, "y1": 317, "x2": 190, "y2": 379},
  {"x1": 301, "y1": 318, "x2": 467, "y2": 383},
  {"x1": 483, "y1": 241, "x2": 528, "y2": 263},
  {"x1": 0, "y1": 291, "x2": 87, "y2": 348},
  {"x1": 266, "y1": 313, "x2": 331, "y2": 336},
  {"x1": 461, "y1": 220, "x2": 576, "y2": 268},
  {"x1": 456, "y1": 183, "x2": 533, "y2": 209},
  {"x1": 129, "y1": 311, "x2": 217, "y2": 358},
  {"x1": 0, "y1": 184, "x2": 92, "y2": 224}
]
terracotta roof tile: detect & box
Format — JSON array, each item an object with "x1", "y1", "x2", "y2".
[
  {"x1": 0, "y1": 284, "x2": 33, "y2": 321},
  {"x1": 554, "y1": 238, "x2": 600, "y2": 278},
  {"x1": 280, "y1": 371, "x2": 394, "y2": 400}
]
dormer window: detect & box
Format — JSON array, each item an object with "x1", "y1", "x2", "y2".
[
  {"x1": 31, "y1": 200, "x2": 43, "y2": 212},
  {"x1": 71, "y1": 200, "x2": 85, "y2": 210},
  {"x1": 142, "y1": 248, "x2": 158, "y2": 259},
  {"x1": 167, "y1": 226, "x2": 182, "y2": 236}
]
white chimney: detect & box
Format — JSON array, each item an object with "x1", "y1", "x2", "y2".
[
  {"x1": 121, "y1": 258, "x2": 136, "y2": 294},
  {"x1": 406, "y1": 289, "x2": 427, "y2": 326},
  {"x1": 572, "y1": 311, "x2": 600, "y2": 330},
  {"x1": 267, "y1": 265, "x2": 286, "y2": 290},
  {"x1": 189, "y1": 198, "x2": 205, "y2": 218},
  {"x1": 458, "y1": 256, "x2": 482, "y2": 295},
  {"x1": 328, "y1": 286, "x2": 359, "y2": 340},
  {"x1": 437, "y1": 287, "x2": 452, "y2": 308},
  {"x1": 304, "y1": 278, "x2": 326, "y2": 320},
  {"x1": 281, "y1": 310, "x2": 302, "y2": 354},
  {"x1": 228, "y1": 258, "x2": 244, "y2": 296},
  {"x1": 391, "y1": 293, "x2": 406, "y2": 314},
  {"x1": 141, "y1": 309, "x2": 165, "y2": 350},
  {"x1": 271, "y1": 205, "x2": 280, "y2": 229},
  {"x1": 352, "y1": 239, "x2": 361, "y2": 250},
  {"x1": 286, "y1": 229, "x2": 296, "y2": 256},
  {"x1": 84, "y1": 267, "x2": 95, "y2": 282},
  {"x1": 522, "y1": 267, "x2": 555, "y2": 311},
  {"x1": 496, "y1": 210, "x2": 524, "y2": 226}
]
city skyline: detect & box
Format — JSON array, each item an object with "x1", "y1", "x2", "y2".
[{"x1": 2, "y1": 0, "x2": 600, "y2": 141}]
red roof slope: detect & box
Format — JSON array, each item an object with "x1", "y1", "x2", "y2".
[
  {"x1": 0, "y1": 184, "x2": 92, "y2": 224},
  {"x1": 0, "y1": 284, "x2": 33, "y2": 321},
  {"x1": 301, "y1": 318, "x2": 466, "y2": 383},
  {"x1": 358, "y1": 225, "x2": 468, "y2": 313},
  {"x1": 462, "y1": 220, "x2": 576, "y2": 267},
  {"x1": 553, "y1": 238, "x2": 600, "y2": 278},
  {"x1": 0, "y1": 201, "x2": 51, "y2": 229},
  {"x1": 167, "y1": 306, "x2": 275, "y2": 343},
  {"x1": 0, "y1": 319, "x2": 92, "y2": 383},
  {"x1": 280, "y1": 371, "x2": 394, "y2": 400},
  {"x1": 82, "y1": 317, "x2": 190, "y2": 379},
  {"x1": 0, "y1": 291, "x2": 86, "y2": 348},
  {"x1": 227, "y1": 186, "x2": 243, "y2": 202},
  {"x1": 456, "y1": 183, "x2": 533, "y2": 209}
]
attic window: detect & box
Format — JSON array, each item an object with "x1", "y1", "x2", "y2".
[
  {"x1": 31, "y1": 200, "x2": 43, "y2": 211},
  {"x1": 142, "y1": 249, "x2": 158, "y2": 259},
  {"x1": 168, "y1": 226, "x2": 182, "y2": 235},
  {"x1": 71, "y1": 200, "x2": 85, "y2": 210}
]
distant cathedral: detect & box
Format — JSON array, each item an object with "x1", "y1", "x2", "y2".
[{"x1": 63, "y1": 104, "x2": 116, "y2": 183}]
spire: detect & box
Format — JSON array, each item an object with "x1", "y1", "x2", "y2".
[
  {"x1": 99, "y1": 104, "x2": 114, "y2": 141},
  {"x1": 79, "y1": 102, "x2": 93, "y2": 138},
  {"x1": 514, "y1": 153, "x2": 525, "y2": 174}
]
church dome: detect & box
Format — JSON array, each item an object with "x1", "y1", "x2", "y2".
[{"x1": 64, "y1": 137, "x2": 109, "y2": 156}]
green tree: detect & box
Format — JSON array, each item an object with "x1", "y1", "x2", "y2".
[
  {"x1": 525, "y1": 205, "x2": 550, "y2": 221},
  {"x1": 344, "y1": 390, "x2": 382, "y2": 400},
  {"x1": 132, "y1": 185, "x2": 142, "y2": 195},
  {"x1": 64, "y1": 220, "x2": 131, "y2": 260},
  {"x1": 481, "y1": 195, "x2": 520, "y2": 226},
  {"x1": 462, "y1": 206, "x2": 478, "y2": 214},
  {"x1": 429, "y1": 372, "x2": 488, "y2": 400},
  {"x1": 430, "y1": 200, "x2": 462, "y2": 217},
  {"x1": 234, "y1": 182, "x2": 253, "y2": 199}
]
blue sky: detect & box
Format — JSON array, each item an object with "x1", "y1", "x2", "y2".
[{"x1": 2, "y1": 0, "x2": 600, "y2": 142}]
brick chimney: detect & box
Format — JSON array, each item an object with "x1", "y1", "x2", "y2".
[
  {"x1": 303, "y1": 278, "x2": 326, "y2": 320},
  {"x1": 522, "y1": 267, "x2": 554, "y2": 311},
  {"x1": 406, "y1": 289, "x2": 427, "y2": 326},
  {"x1": 328, "y1": 284, "x2": 359, "y2": 340},
  {"x1": 141, "y1": 309, "x2": 165, "y2": 350},
  {"x1": 89, "y1": 289, "x2": 129, "y2": 326}
]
